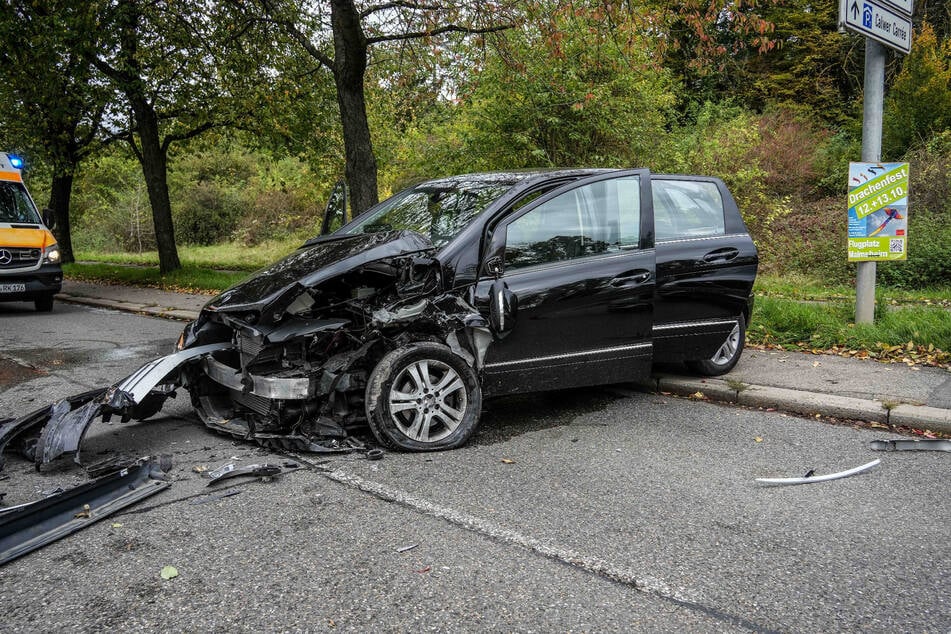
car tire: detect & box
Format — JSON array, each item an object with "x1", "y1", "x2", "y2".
[
  {"x1": 365, "y1": 342, "x2": 482, "y2": 451},
  {"x1": 34, "y1": 293, "x2": 54, "y2": 312},
  {"x1": 687, "y1": 314, "x2": 746, "y2": 376}
]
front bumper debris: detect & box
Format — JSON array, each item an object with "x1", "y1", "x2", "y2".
[
  {"x1": 0, "y1": 344, "x2": 232, "y2": 471},
  {"x1": 0, "y1": 459, "x2": 171, "y2": 565}
]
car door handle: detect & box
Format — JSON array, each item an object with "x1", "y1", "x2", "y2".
[
  {"x1": 702, "y1": 248, "x2": 739, "y2": 263},
  {"x1": 610, "y1": 270, "x2": 651, "y2": 286}
]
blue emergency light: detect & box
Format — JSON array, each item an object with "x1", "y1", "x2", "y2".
[{"x1": 8, "y1": 155, "x2": 24, "y2": 169}]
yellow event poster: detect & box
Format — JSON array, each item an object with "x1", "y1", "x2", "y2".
[{"x1": 847, "y1": 162, "x2": 909, "y2": 261}]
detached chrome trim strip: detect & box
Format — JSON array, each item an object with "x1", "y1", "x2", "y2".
[
  {"x1": 203, "y1": 355, "x2": 311, "y2": 400},
  {"x1": 653, "y1": 319, "x2": 737, "y2": 332},
  {"x1": 485, "y1": 342, "x2": 652, "y2": 369}
]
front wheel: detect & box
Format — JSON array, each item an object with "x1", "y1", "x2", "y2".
[
  {"x1": 365, "y1": 343, "x2": 482, "y2": 451},
  {"x1": 687, "y1": 314, "x2": 746, "y2": 376}
]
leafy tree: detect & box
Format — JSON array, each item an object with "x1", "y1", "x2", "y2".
[
  {"x1": 737, "y1": 0, "x2": 865, "y2": 125},
  {"x1": 403, "y1": 1, "x2": 678, "y2": 174},
  {"x1": 88, "y1": 0, "x2": 265, "y2": 273},
  {"x1": 258, "y1": 0, "x2": 515, "y2": 215},
  {"x1": 654, "y1": 0, "x2": 782, "y2": 110},
  {"x1": 883, "y1": 22, "x2": 951, "y2": 156},
  {"x1": 0, "y1": 1, "x2": 112, "y2": 262}
]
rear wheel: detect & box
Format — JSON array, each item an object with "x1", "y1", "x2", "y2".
[
  {"x1": 34, "y1": 293, "x2": 54, "y2": 312},
  {"x1": 365, "y1": 343, "x2": 481, "y2": 451},
  {"x1": 687, "y1": 314, "x2": 746, "y2": 376}
]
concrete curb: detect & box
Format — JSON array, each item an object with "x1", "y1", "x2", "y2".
[
  {"x1": 57, "y1": 293, "x2": 200, "y2": 322},
  {"x1": 642, "y1": 374, "x2": 951, "y2": 435}
]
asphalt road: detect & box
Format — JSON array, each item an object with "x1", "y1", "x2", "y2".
[{"x1": 1, "y1": 301, "x2": 948, "y2": 633}]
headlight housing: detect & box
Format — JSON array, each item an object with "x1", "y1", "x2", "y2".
[{"x1": 44, "y1": 244, "x2": 61, "y2": 264}]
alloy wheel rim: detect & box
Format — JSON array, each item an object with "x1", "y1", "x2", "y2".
[
  {"x1": 711, "y1": 323, "x2": 741, "y2": 365},
  {"x1": 388, "y1": 359, "x2": 467, "y2": 443}
]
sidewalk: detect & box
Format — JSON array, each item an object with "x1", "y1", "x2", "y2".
[{"x1": 56, "y1": 279, "x2": 951, "y2": 435}]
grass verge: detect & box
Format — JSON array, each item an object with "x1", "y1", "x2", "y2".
[
  {"x1": 749, "y1": 296, "x2": 951, "y2": 368},
  {"x1": 63, "y1": 262, "x2": 248, "y2": 293},
  {"x1": 74, "y1": 238, "x2": 302, "y2": 272}
]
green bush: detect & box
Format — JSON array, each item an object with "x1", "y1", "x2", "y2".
[
  {"x1": 875, "y1": 132, "x2": 951, "y2": 289},
  {"x1": 173, "y1": 181, "x2": 244, "y2": 246},
  {"x1": 71, "y1": 153, "x2": 156, "y2": 252},
  {"x1": 665, "y1": 102, "x2": 792, "y2": 243},
  {"x1": 233, "y1": 188, "x2": 321, "y2": 246}
]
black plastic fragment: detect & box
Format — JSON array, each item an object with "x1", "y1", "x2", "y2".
[
  {"x1": 0, "y1": 388, "x2": 107, "y2": 472},
  {"x1": 0, "y1": 459, "x2": 171, "y2": 565}
]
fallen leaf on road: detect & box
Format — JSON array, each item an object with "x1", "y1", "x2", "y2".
[
  {"x1": 160, "y1": 566, "x2": 179, "y2": 580},
  {"x1": 415, "y1": 565, "x2": 432, "y2": 574},
  {"x1": 501, "y1": 458, "x2": 515, "y2": 464},
  {"x1": 755, "y1": 437, "x2": 763, "y2": 443}
]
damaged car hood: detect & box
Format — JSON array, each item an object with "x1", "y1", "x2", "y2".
[{"x1": 204, "y1": 230, "x2": 435, "y2": 315}]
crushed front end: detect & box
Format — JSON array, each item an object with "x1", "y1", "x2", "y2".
[{"x1": 178, "y1": 230, "x2": 488, "y2": 452}]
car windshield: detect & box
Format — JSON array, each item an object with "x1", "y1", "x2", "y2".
[
  {"x1": 0, "y1": 181, "x2": 41, "y2": 224},
  {"x1": 341, "y1": 175, "x2": 521, "y2": 247}
]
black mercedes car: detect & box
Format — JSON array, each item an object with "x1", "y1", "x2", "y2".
[
  {"x1": 174, "y1": 168, "x2": 757, "y2": 452},
  {"x1": 2, "y1": 169, "x2": 758, "y2": 467}
]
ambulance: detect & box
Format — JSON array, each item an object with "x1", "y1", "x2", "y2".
[{"x1": 0, "y1": 153, "x2": 61, "y2": 312}]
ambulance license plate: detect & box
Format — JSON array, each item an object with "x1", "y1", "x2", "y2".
[{"x1": 0, "y1": 283, "x2": 26, "y2": 294}]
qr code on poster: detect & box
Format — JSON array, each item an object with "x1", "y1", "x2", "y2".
[{"x1": 889, "y1": 239, "x2": 904, "y2": 254}]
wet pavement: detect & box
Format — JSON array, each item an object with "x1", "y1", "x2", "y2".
[{"x1": 0, "y1": 284, "x2": 948, "y2": 632}]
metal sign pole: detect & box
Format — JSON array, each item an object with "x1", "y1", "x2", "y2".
[{"x1": 855, "y1": 38, "x2": 887, "y2": 324}]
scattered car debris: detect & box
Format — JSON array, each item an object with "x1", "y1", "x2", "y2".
[
  {"x1": 0, "y1": 388, "x2": 106, "y2": 471},
  {"x1": 755, "y1": 459, "x2": 881, "y2": 486},
  {"x1": 85, "y1": 456, "x2": 141, "y2": 479},
  {"x1": 365, "y1": 449, "x2": 384, "y2": 461},
  {"x1": 870, "y1": 439, "x2": 951, "y2": 452},
  {"x1": 189, "y1": 487, "x2": 243, "y2": 505},
  {"x1": 396, "y1": 543, "x2": 419, "y2": 553},
  {"x1": 0, "y1": 458, "x2": 171, "y2": 565},
  {"x1": 205, "y1": 462, "x2": 284, "y2": 486}
]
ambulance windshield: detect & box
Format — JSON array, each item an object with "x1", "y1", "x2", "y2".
[{"x1": 0, "y1": 181, "x2": 41, "y2": 224}]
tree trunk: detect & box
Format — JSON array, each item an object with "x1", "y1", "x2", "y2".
[
  {"x1": 47, "y1": 172, "x2": 75, "y2": 264},
  {"x1": 113, "y1": 0, "x2": 180, "y2": 274},
  {"x1": 129, "y1": 95, "x2": 180, "y2": 273},
  {"x1": 331, "y1": 0, "x2": 378, "y2": 216}
]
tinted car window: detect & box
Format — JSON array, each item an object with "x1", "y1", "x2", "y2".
[
  {"x1": 504, "y1": 177, "x2": 640, "y2": 270},
  {"x1": 652, "y1": 180, "x2": 724, "y2": 240}
]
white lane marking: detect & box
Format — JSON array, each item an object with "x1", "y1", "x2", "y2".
[{"x1": 320, "y1": 466, "x2": 699, "y2": 604}]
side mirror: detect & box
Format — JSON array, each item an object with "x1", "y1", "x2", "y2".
[
  {"x1": 488, "y1": 279, "x2": 517, "y2": 337},
  {"x1": 42, "y1": 208, "x2": 56, "y2": 230},
  {"x1": 320, "y1": 181, "x2": 348, "y2": 235}
]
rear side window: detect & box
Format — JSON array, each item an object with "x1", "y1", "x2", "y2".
[
  {"x1": 652, "y1": 180, "x2": 724, "y2": 241},
  {"x1": 504, "y1": 176, "x2": 640, "y2": 270}
]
